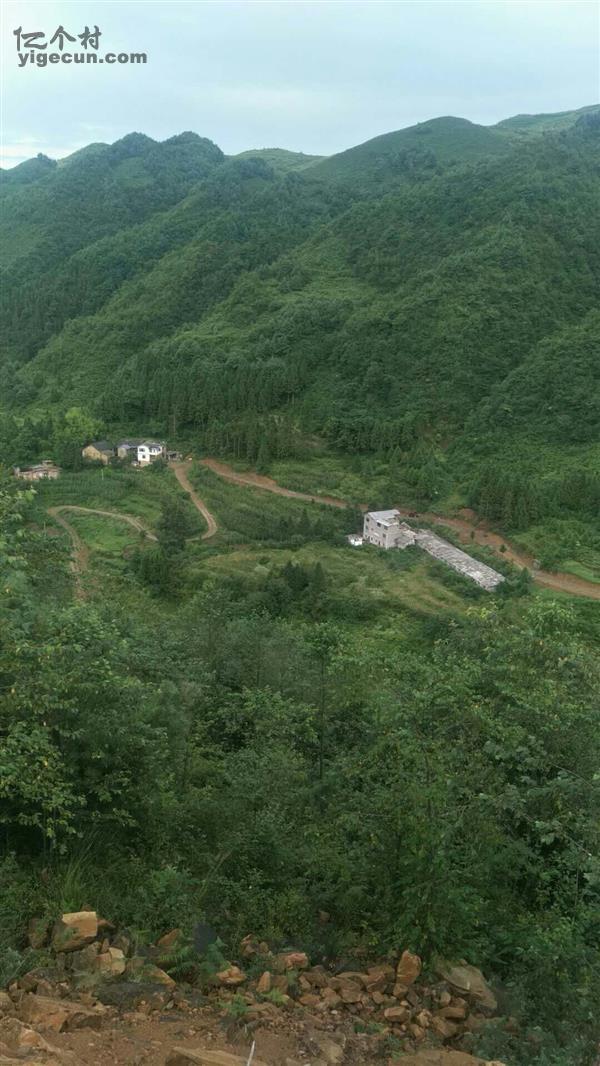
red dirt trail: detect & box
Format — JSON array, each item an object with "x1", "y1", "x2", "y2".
[{"x1": 200, "y1": 459, "x2": 600, "y2": 601}]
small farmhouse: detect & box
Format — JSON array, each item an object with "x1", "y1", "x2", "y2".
[
  {"x1": 361, "y1": 509, "x2": 505, "y2": 591},
  {"x1": 82, "y1": 440, "x2": 114, "y2": 465},
  {"x1": 116, "y1": 439, "x2": 140, "y2": 460},
  {"x1": 13, "y1": 460, "x2": 60, "y2": 481},
  {"x1": 137, "y1": 441, "x2": 165, "y2": 465},
  {"x1": 363, "y1": 510, "x2": 417, "y2": 550}
]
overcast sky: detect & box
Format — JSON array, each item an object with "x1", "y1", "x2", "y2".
[{"x1": 1, "y1": 0, "x2": 599, "y2": 168}]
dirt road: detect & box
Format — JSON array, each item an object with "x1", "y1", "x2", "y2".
[
  {"x1": 201, "y1": 457, "x2": 350, "y2": 508},
  {"x1": 171, "y1": 461, "x2": 218, "y2": 538},
  {"x1": 47, "y1": 505, "x2": 157, "y2": 595},
  {"x1": 201, "y1": 458, "x2": 600, "y2": 601}
]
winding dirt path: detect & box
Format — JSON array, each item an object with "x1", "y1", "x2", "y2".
[
  {"x1": 201, "y1": 458, "x2": 350, "y2": 509},
  {"x1": 200, "y1": 458, "x2": 600, "y2": 601},
  {"x1": 171, "y1": 461, "x2": 218, "y2": 538},
  {"x1": 47, "y1": 505, "x2": 157, "y2": 596}
]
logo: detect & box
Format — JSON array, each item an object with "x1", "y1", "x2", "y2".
[{"x1": 13, "y1": 25, "x2": 148, "y2": 68}]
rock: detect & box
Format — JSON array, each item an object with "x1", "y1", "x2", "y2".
[
  {"x1": 430, "y1": 1014, "x2": 460, "y2": 1040},
  {"x1": 320, "y1": 988, "x2": 342, "y2": 1010},
  {"x1": 299, "y1": 993, "x2": 321, "y2": 1007},
  {"x1": 125, "y1": 956, "x2": 175, "y2": 987},
  {"x1": 435, "y1": 961, "x2": 497, "y2": 1013},
  {"x1": 409, "y1": 1023, "x2": 426, "y2": 1040},
  {"x1": 384, "y1": 1005, "x2": 410, "y2": 1023},
  {"x1": 305, "y1": 965, "x2": 328, "y2": 989},
  {"x1": 156, "y1": 929, "x2": 182, "y2": 952},
  {"x1": 27, "y1": 918, "x2": 50, "y2": 950},
  {"x1": 71, "y1": 942, "x2": 101, "y2": 973},
  {"x1": 256, "y1": 971, "x2": 272, "y2": 994},
  {"x1": 329, "y1": 977, "x2": 362, "y2": 1004},
  {"x1": 364, "y1": 965, "x2": 394, "y2": 993},
  {"x1": 275, "y1": 951, "x2": 309, "y2": 972},
  {"x1": 308, "y1": 1031, "x2": 345, "y2": 1064},
  {"x1": 18, "y1": 993, "x2": 105, "y2": 1032},
  {"x1": 166, "y1": 1051, "x2": 268, "y2": 1066},
  {"x1": 396, "y1": 950, "x2": 422, "y2": 989},
  {"x1": 441, "y1": 1001, "x2": 468, "y2": 1020},
  {"x1": 215, "y1": 965, "x2": 246, "y2": 987},
  {"x1": 271, "y1": 975, "x2": 288, "y2": 993},
  {"x1": 415, "y1": 1008, "x2": 431, "y2": 1028},
  {"x1": 94, "y1": 947, "x2": 126, "y2": 976},
  {"x1": 111, "y1": 933, "x2": 131, "y2": 956},
  {"x1": 52, "y1": 912, "x2": 98, "y2": 953},
  {"x1": 393, "y1": 981, "x2": 410, "y2": 998}
]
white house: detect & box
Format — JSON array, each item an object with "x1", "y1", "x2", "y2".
[
  {"x1": 363, "y1": 510, "x2": 416, "y2": 550},
  {"x1": 137, "y1": 441, "x2": 165, "y2": 465}
]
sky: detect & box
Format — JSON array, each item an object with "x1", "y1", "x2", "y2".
[{"x1": 1, "y1": 0, "x2": 599, "y2": 168}]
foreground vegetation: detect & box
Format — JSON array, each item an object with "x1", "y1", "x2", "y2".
[{"x1": 1, "y1": 464, "x2": 599, "y2": 1065}]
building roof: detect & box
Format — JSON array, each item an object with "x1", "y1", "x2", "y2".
[
  {"x1": 116, "y1": 439, "x2": 142, "y2": 448},
  {"x1": 139, "y1": 440, "x2": 164, "y2": 449},
  {"x1": 366, "y1": 509, "x2": 402, "y2": 526},
  {"x1": 87, "y1": 440, "x2": 114, "y2": 453}
]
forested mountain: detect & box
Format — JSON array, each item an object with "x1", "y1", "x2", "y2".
[{"x1": 1, "y1": 106, "x2": 599, "y2": 511}]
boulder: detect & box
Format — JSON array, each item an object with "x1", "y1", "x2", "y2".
[
  {"x1": 52, "y1": 912, "x2": 98, "y2": 953},
  {"x1": 18, "y1": 993, "x2": 105, "y2": 1033},
  {"x1": 256, "y1": 971, "x2": 271, "y2": 994},
  {"x1": 156, "y1": 929, "x2": 182, "y2": 953},
  {"x1": 71, "y1": 942, "x2": 101, "y2": 973},
  {"x1": 94, "y1": 947, "x2": 126, "y2": 977},
  {"x1": 396, "y1": 949, "x2": 422, "y2": 990},
  {"x1": 364, "y1": 965, "x2": 394, "y2": 993},
  {"x1": 215, "y1": 965, "x2": 246, "y2": 987},
  {"x1": 328, "y1": 975, "x2": 362, "y2": 1003},
  {"x1": 111, "y1": 933, "x2": 131, "y2": 956},
  {"x1": 305, "y1": 965, "x2": 328, "y2": 989},
  {"x1": 320, "y1": 988, "x2": 342, "y2": 1010},
  {"x1": 384, "y1": 1005, "x2": 409, "y2": 1023},
  {"x1": 274, "y1": 951, "x2": 309, "y2": 972},
  {"x1": 435, "y1": 961, "x2": 497, "y2": 1013},
  {"x1": 299, "y1": 993, "x2": 321, "y2": 1007},
  {"x1": 430, "y1": 1014, "x2": 460, "y2": 1040},
  {"x1": 125, "y1": 956, "x2": 175, "y2": 987}
]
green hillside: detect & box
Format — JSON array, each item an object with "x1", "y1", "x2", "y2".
[
  {"x1": 309, "y1": 115, "x2": 513, "y2": 191},
  {"x1": 1, "y1": 105, "x2": 598, "y2": 544},
  {"x1": 232, "y1": 147, "x2": 324, "y2": 172},
  {"x1": 496, "y1": 102, "x2": 600, "y2": 133}
]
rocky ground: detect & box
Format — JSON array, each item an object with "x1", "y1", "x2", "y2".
[{"x1": 0, "y1": 912, "x2": 509, "y2": 1066}]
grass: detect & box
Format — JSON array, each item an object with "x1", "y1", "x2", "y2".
[
  {"x1": 187, "y1": 462, "x2": 356, "y2": 543},
  {"x1": 67, "y1": 513, "x2": 144, "y2": 556},
  {"x1": 203, "y1": 542, "x2": 469, "y2": 618},
  {"x1": 32, "y1": 465, "x2": 202, "y2": 531}
]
